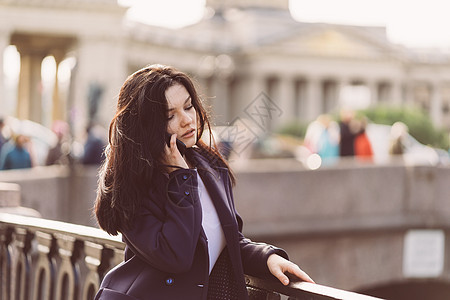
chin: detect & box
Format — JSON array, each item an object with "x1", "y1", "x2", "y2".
[
  {"x1": 185, "y1": 140, "x2": 196, "y2": 148},
  {"x1": 183, "y1": 137, "x2": 196, "y2": 148}
]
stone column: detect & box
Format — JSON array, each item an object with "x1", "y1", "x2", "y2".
[
  {"x1": 72, "y1": 35, "x2": 127, "y2": 138},
  {"x1": 17, "y1": 51, "x2": 46, "y2": 122},
  {"x1": 210, "y1": 76, "x2": 230, "y2": 125},
  {"x1": 368, "y1": 80, "x2": 379, "y2": 106},
  {"x1": 229, "y1": 73, "x2": 274, "y2": 136},
  {"x1": 404, "y1": 80, "x2": 415, "y2": 105},
  {"x1": 391, "y1": 80, "x2": 403, "y2": 105},
  {"x1": 51, "y1": 50, "x2": 66, "y2": 122},
  {"x1": 430, "y1": 81, "x2": 443, "y2": 126},
  {"x1": 195, "y1": 76, "x2": 210, "y2": 99},
  {"x1": 322, "y1": 80, "x2": 339, "y2": 113},
  {"x1": 235, "y1": 73, "x2": 266, "y2": 117},
  {"x1": 0, "y1": 31, "x2": 10, "y2": 112},
  {"x1": 293, "y1": 79, "x2": 307, "y2": 120},
  {"x1": 71, "y1": 37, "x2": 98, "y2": 137},
  {"x1": 306, "y1": 77, "x2": 322, "y2": 121},
  {"x1": 275, "y1": 75, "x2": 295, "y2": 128}
]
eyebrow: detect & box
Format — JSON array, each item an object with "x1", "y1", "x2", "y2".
[{"x1": 167, "y1": 96, "x2": 191, "y2": 112}]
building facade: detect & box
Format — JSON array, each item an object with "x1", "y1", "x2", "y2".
[{"x1": 1, "y1": 0, "x2": 450, "y2": 138}]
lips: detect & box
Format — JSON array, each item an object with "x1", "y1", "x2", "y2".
[{"x1": 182, "y1": 129, "x2": 195, "y2": 138}]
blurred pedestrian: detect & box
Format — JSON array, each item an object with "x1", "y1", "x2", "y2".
[
  {"x1": 82, "y1": 123, "x2": 106, "y2": 165},
  {"x1": 46, "y1": 120, "x2": 71, "y2": 165},
  {"x1": 338, "y1": 109, "x2": 358, "y2": 157},
  {"x1": 0, "y1": 117, "x2": 7, "y2": 155},
  {"x1": 303, "y1": 117, "x2": 324, "y2": 154},
  {"x1": 315, "y1": 115, "x2": 339, "y2": 165},
  {"x1": 389, "y1": 122, "x2": 408, "y2": 155},
  {"x1": 1, "y1": 134, "x2": 32, "y2": 170},
  {"x1": 353, "y1": 116, "x2": 373, "y2": 162}
]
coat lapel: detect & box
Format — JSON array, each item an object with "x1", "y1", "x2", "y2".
[
  {"x1": 191, "y1": 150, "x2": 235, "y2": 227},
  {"x1": 189, "y1": 149, "x2": 248, "y2": 295}
]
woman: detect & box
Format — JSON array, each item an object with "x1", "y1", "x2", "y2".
[{"x1": 94, "y1": 65, "x2": 313, "y2": 299}]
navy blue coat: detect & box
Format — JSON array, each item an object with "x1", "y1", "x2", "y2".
[{"x1": 96, "y1": 149, "x2": 288, "y2": 299}]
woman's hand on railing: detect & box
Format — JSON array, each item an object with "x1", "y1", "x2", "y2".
[{"x1": 267, "y1": 254, "x2": 315, "y2": 286}]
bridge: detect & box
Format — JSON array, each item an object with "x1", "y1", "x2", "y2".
[
  {"x1": 1, "y1": 160, "x2": 450, "y2": 299},
  {"x1": 0, "y1": 212, "x2": 380, "y2": 300}
]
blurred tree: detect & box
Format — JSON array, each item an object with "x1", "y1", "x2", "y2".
[
  {"x1": 277, "y1": 120, "x2": 308, "y2": 140},
  {"x1": 360, "y1": 105, "x2": 449, "y2": 149}
]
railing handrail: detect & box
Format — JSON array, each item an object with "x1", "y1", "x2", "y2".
[
  {"x1": 245, "y1": 275, "x2": 383, "y2": 300},
  {"x1": 0, "y1": 212, "x2": 124, "y2": 248},
  {"x1": 0, "y1": 212, "x2": 384, "y2": 300}
]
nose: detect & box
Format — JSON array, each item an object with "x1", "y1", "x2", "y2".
[{"x1": 180, "y1": 111, "x2": 193, "y2": 127}]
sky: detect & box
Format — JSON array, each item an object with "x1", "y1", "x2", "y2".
[
  {"x1": 118, "y1": 0, "x2": 450, "y2": 49},
  {"x1": 5, "y1": 0, "x2": 450, "y2": 81}
]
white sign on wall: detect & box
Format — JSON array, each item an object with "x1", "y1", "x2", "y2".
[{"x1": 403, "y1": 229, "x2": 445, "y2": 278}]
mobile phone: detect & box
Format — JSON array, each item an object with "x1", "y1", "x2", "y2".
[{"x1": 166, "y1": 133, "x2": 187, "y2": 156}]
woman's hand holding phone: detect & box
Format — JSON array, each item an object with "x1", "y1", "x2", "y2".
[{"x1": 164, "y1": 133, "x2": 189, "y2": 172}]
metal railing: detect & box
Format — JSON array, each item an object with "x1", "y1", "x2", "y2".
[{"x1": 0, "y1": 213, "x2": 382, "y2": 300}]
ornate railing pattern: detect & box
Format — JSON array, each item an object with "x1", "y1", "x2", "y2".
[{"x1": 0, "y1": 213, "x2": 382, "y2": 300}]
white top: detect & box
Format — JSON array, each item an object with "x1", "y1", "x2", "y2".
[{"x1": 197, "y1": 172, "x2": 226, "y2": 274}]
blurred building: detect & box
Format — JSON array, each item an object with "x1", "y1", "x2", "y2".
[{"x1": 1, "y1": 0, "x2": 450, "y2": 137}]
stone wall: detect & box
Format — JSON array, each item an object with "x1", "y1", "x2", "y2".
[
  {"x1": 0, "y1": 161, "x2": 449, "y2": 233},
  {"x1": 0, "y1": 165, "x2": 98, "y2": 226},
  {"x1": 232, "y1": 161, "x2": 450, "y2": 236},
  {"x1": 1, "y1": 160, "x2": 449, "y2": 292}
]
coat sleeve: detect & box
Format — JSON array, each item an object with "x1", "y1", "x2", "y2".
[
  {"x1": 222, "y1": 169, "x2": 289, "y2": 279},
  {"x1": 121, "y1": 168, "x2": 203, "y2": 274},
  {"x1": 237, "y1": 213, "x2": 289, "y2": 279}
]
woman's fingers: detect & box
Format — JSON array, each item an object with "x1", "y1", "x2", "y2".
[
  {"x1": 272, "y1": 267, "x2": 290, "y2": 285},
  {"x1": 285, "y1": 263, "x2": 315, "y2": 284},
  {"x1": 267, "y1": 254, "x2": 315, "y2": 286},
  {"x1": 164, "y1": 134, "x2": 188, "y2": 170},
  {"x1": 164, "y1": 134, "x2": 178, "y2": 157},
  {"x1": 164, "y1": 134, "x2": 175, "y2": 153},
  {"x1": 169, "y1": 133, "x2": 177, "y2": 152},
  {"x1": 267, "y1": 254, "x2": 291, "y2": 285}
]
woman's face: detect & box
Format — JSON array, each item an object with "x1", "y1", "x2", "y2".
[{"x1": 165, "y1": 83, "x2": 197, "y2": 148}]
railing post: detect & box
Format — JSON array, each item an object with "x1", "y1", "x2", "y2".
[
  {"x1": 55, "y1": 235, "x2": 83, "y2": 300},
  {"x1": 12, "y1": 227, "x2": 34, "y2": 300},
  {"x1": 82, "y1": 241, "x2": 103, "y2": 300},
  {"x1": 97, "y1": 246, "x2": 116, "y2": 281},
  {"x1": 0, "y1": 226, "x2": 13, "y2": 300},
  {"x1": 32, "y1": 231, "x2": 57, "y2": 300}
]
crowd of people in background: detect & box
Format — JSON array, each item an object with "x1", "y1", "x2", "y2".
[
  {"x1": 303, "y1": 109, "x2": 412, "y2": 167},
  {"x1": 0, "y1": 110, "x2": 417, "y2": 171},
  {"x1": 303, "y1": 109, "x2": 375, "y2": 166},
  {"x1": 0, "y1": 116, "x2": 107, "y2": 171}
]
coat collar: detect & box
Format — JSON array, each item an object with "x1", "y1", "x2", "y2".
[{"x1": 187, "y1": 148, "x2": 234, "y2": 227}]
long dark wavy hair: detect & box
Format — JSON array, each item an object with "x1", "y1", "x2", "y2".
[{"x1": 94, "y1": 65, "x2": 234, "y2": 235}]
